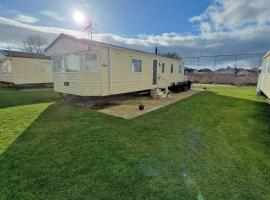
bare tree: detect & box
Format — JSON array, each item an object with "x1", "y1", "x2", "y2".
[
  {"x1": 23, "y1": 35, "x2": 48, "y2": 54},
  {"x1": 158, "y1": 51, "x2": 182, "y2": 60}
]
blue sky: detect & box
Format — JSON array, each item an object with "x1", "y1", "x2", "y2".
[
  {"x1": 0, "y1": 0, "x2": 211, "y2": 36},
  {"x1": 0, "y1": 0, "x2": 270, "y2": 67}
]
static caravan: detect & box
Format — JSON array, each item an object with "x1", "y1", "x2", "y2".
[
  {"x1": 0, "y1": 50, "x2": 52, "y2": 85},
  {"x1": 45, "y1": 33, "x2": 188, "y2": 97},
  {"x1": 257, "y1": 51, "x2": 270, "y2": 99}
]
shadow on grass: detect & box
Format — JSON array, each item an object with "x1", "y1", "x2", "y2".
[
  {"x1": 0, "y1": 92, "x2": 269, "y2": 199},
  {"x1": 0, "y1": 88, "x2": 59, "y2": 109},
  {"x1": 0, "y1": 102, "x2": 54, "y2": 155}
]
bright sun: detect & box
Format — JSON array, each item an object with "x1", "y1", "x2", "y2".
[{"x1": 73, "y1": 10, "x2": 84, "y2": 24}]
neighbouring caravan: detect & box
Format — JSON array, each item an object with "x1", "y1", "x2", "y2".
[
  {"x1": 0, "y1": 50, "x2": 52, "y2": 86},
  {"x1": 45, "y1": 33, "x2": 188, "y2": 97},
  {"x1": 257, "y1": 51, "x2": 270, "y2": 99}
]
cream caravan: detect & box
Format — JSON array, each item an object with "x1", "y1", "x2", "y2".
[
  {"x1": 45, "y1": 34, "x2": 189, "y2": 97},
  {"x1": 0, "y1": 50, "x2": 52, "y2": 86},
  {"x1": 257, "y1": 51, "x2": 270, "y2": 99}
]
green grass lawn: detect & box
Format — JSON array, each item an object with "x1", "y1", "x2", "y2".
[
  {"x1": 0, "y1": 87, "x2": 58, "y2": 109},
  {"x1": 0, "y1": 86, "x2": 269, "y2": 199}
]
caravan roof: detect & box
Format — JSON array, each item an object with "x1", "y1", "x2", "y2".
[{"x1": 45, "y1": 33, "x2": 182, "y2": 61}]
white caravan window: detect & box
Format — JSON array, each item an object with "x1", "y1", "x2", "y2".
[
  {"x1": 131, "y1": 59, "x2": 142, "y2": 73},
  {"x1": 171, "y1": 64, "x2": 174, "y2": 73},
  {"x1": 84, "y1": 52, "x2": 99, "y2": 72},
  {"x1": 52, "y1": 55, "x2": 64, "y2": 72},
  {"x1": 179, "y1": 64, "x2": 182, "y2": 73},
  {"x1": 1, "y1": 60, "x2": 12, "y2": 73},
  {"x1": 40, "y1": 61, "x2": 52, "y2": 72},
  {"x1": 65, "y1": 53, "x2": 80, "y2": 72},
  {"x1": 161, "y1": 63, "x2": 165, "y2": 73}
]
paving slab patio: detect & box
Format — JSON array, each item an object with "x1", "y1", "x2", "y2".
[{"x1": 97, "y1": 90, "x2": 200, "y2": 119}]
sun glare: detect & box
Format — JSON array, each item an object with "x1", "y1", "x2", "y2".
[{"x1": 73, "y1": 10, "x2": 84, "y2": 24}]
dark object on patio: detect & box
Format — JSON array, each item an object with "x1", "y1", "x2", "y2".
[{"x1": 139, "y1": 104, "x2": 144, "y2": 110}]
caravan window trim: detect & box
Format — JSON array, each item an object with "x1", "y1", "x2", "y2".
[
  {"x1": 161, "y1": 63, "x2": 165, "y2": 73},
  {"x1": 52, "y1": 51, "x2": 101, "y2": 73},
  {"x1": 65, "y1": 52, "x2": 81, "y2": 72},
  {"x1": 131, "y1": 58, "x2": 142, "y2": 73},
  {"x1": 52, "y1": 55, "x2": 65, "y2": 73},
  {"x1": 83, "y1": 50, "x2": 101, "y2": 73},
  {"x1": 0, "y1": 59, "x2": 12, "y2": 73},
  {"x1": 171, "y1": 64, "x2": 174, "y2": 73}
]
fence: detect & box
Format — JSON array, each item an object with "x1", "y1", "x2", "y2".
[
  {"x1": 187, "y1": 72, "x2": 258, "y2": 85},
  {"x1": 182, "y1": 53, "x2": 264, "y2": 85}
]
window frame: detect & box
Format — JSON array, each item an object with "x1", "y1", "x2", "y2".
[
  {"x1": 161, "y1": 63, "x2": 165, "y2": 73},
  {"x1": 131, "y1": 58, "x2": 142, "y2": 73},
  {"x1": 52, "y1": 50, "x2": 101, "y2": 74},
  {"x1": 0, "y1": 59, "x2": 12, "y2": 73},
  {"x1": 83, "y1": 50, "x2": 101, "y2": 73},
  {"x1": 65, "y1": 52, "x2": 82, "y2": 73},
  {"x1": 170, "y1": 64, "x2": 174, "y2": 73},
  {"x1": 52, "y1": 55, "x2": 65, "y2": 73}
]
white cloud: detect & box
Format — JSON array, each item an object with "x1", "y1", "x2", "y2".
[
  {"x1": 200, "y1": 22, "x2": 212, "y2": 33},
  {"x1": 0, "y1": 17, "x2": 82, "y2": 36},
  {"x1": 190, "y1": 0, "x2": 270, "y2": 32},
  {"x1": 0, "y1": 15, "x2": 269, "y2": 56},
  {"x1": 189, "y1": 15, "x2": 203, "y2": 23},
  {"x1": 0, "y1": 42, "x2": 19, "y2": 50},
  {"x1": 14, "y1": 14, "x2": 38, "y2": 24},
  {"x1": 39, "y1": 10, "x2": 65, "y2": 21},
  {"x1": 0, "y1": 0, "x2": 270, "y2": 69}
]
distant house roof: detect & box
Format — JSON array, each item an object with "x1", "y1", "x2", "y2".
[
  {"x1": 198, "y1": 68, "x2": 213, "y2": 72},
  {"x1": 45, "y1": 33, "x2": 182, "y2": 61},
  {"x1": 0, "y1": 50, "x2": 50, "y2": 60},
  {"x1": 185, "y1": 67, "x2": 196, "y2": 72},
  {"x1": 216, "y1": 67, "x2": 234, "y2": 72},
  {"x1": 215, "y1": 67, "x2": 234, "y2": 72},
  {"x1": 214, "y1": 67, "x2": 234, "y2": 75}
]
